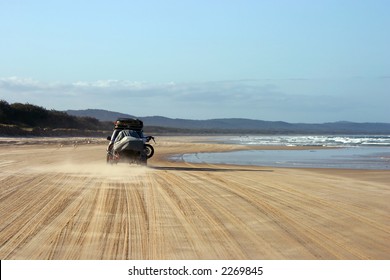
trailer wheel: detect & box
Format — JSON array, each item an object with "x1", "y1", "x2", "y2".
[{"x1": 144, "y1": 144, "x2": 154, "y2": 158}]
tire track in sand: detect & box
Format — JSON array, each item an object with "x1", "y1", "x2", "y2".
[{"x1": 1, "y1": 142, "x2": 389, "y2": 259}]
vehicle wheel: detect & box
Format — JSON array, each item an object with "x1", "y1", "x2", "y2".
[{"x1": 144, "y1": 144, "x2": 154, "y2": 158}]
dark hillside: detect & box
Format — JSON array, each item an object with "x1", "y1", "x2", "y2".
[
  {"x1": 0, "y1": 100, "x2": 112, "y2": 136},
  {"x1": 66, "y1": 109, "x2": 135, "y2": 122}
]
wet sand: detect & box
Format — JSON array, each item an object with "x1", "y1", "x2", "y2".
[{"x1": 0, "y1": 136, "x2": 389, "y2": 259}]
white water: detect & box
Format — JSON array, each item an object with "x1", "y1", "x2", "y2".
[
  {"x1": 217, "y1": 135, "x2": 390, "y2": 147},
  {"x1": 175, "y1": 135, "x2": 390, "y2": 169}
]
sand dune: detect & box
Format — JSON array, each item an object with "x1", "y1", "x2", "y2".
[{"x1": 0, "y1": 137, "x2": 389, "y2": 259}]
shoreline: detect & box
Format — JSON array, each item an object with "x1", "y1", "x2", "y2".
[
  {"x1": 2, "y1": 135, "x2": 389, "y2": 172},
  {"x1": 152, "y1": 136, "x2": 390, "y2": 172},
  {"x1": 1, "y1": 135, "x2": 389, "y2": 172}
]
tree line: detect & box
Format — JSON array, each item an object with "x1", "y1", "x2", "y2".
[
  {"x1": 0, "y1": 100, "x2": 112, "y2": 132},
  {"x1": 0, "y1": 100, "x2": 200, "y2": 136}
]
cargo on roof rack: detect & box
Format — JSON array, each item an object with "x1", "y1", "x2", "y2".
[{"x1": 114, "y1": 118, "x2": 143, "y2": 130}]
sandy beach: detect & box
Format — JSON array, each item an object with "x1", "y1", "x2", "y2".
[{"x1": 0, "y1": 136, "x2": 389, "y2": 259}]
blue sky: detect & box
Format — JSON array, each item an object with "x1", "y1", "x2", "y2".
[{"x1": 0, "y1": 0, "x2": 389, "y2": 123}]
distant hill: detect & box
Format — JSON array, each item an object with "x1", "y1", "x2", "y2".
[
  {"x1": 66, "y1": 109, "x2": 135, "y2": 122},
  {"x1": 66, "y1": 109, "x2": 390, "y2": 135},
  {"x1": 3, "y1": 102, "x2": 390, "y2": 136}
]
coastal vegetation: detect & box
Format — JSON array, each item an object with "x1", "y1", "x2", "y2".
[
  {"x1": 0, "y1": 100, "x2": 185, "y2": 136},
  {"x1": 0, "y1": 100, "x2": 111, "y2": 136}
]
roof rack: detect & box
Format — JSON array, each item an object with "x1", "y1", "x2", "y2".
[{"x1": 114, "y1": 118, "x2": 143, "y2": 130}]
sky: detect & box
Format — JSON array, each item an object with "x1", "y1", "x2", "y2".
[{"x1": 0, "y1": 0, "x2": 389, "y2": 123}]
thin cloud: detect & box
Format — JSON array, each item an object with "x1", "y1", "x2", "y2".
[{"x1": 0, "y1": 77, "x2": 389, "y2": 122}]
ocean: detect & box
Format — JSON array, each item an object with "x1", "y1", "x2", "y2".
[{"x1": 172, "y1": 135, "x2": 390, "y2": 170}]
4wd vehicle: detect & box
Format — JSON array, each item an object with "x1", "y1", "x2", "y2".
[{"x1": 106, "y1": 118, "x2": 155, "y2": 165}]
